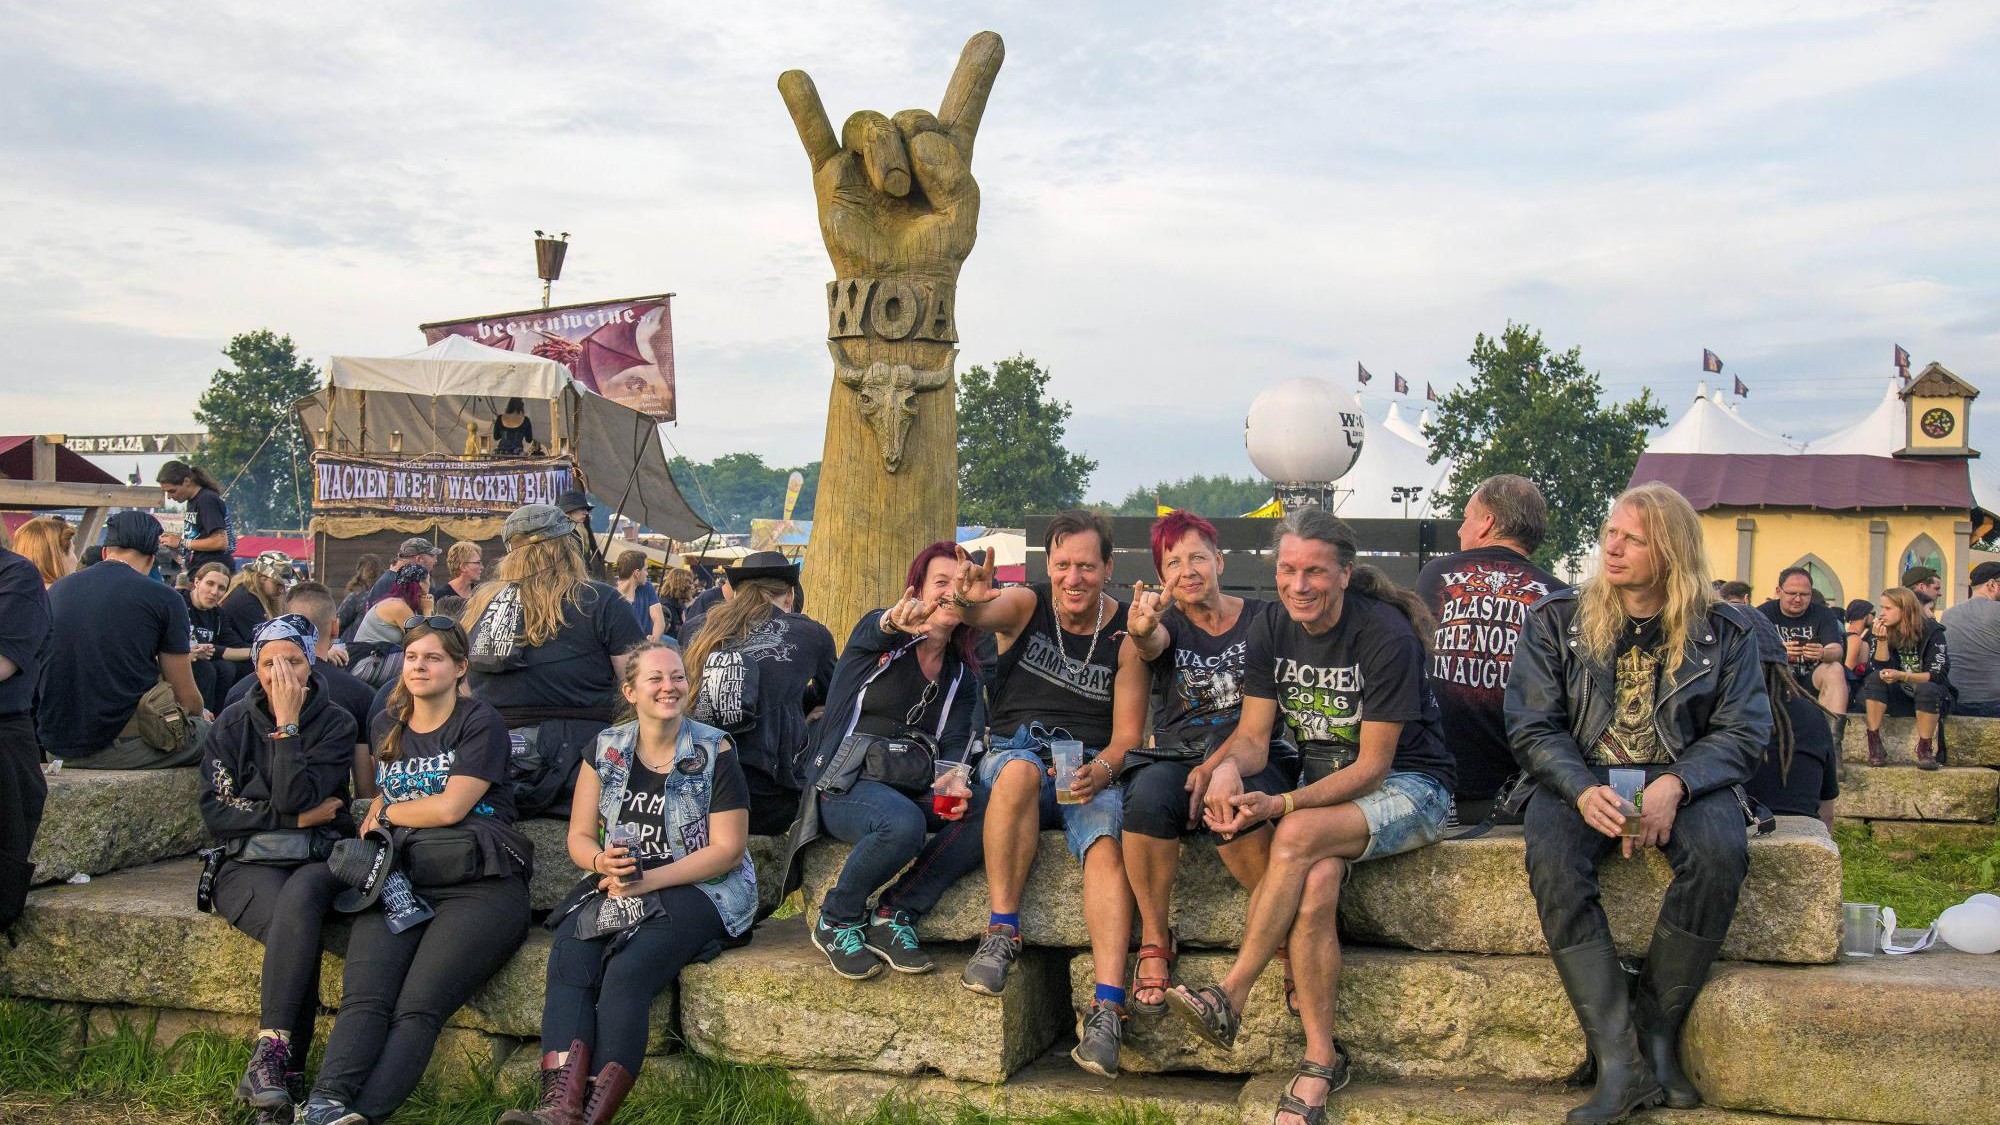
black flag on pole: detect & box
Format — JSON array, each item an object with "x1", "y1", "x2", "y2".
[
  {"x1": 1426, "y1": 382, "x2": 1438, "y2": 402},
  {"x1": 1733, "y1": 376, "x2": 1748, "y2": 398},
  {"x1": 1894, "y1": 344, "x2": 1911, "y2": 375},
  {"x1": 1702, "y1": 349, "x2": 1723, "y2": 373},
  {"x1": 1394, "y1": 372, "x2": 1409, "y2": 394},
  {"x1": 1357, "y1": 363, "x2": 1373, "y2": 386}
]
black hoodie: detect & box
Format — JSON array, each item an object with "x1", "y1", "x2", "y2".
[{"x1": 200, "y1": 669, "x2": 358, "y2": 842}]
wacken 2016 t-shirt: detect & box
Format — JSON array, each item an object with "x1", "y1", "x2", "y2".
[
  {"x1": 1417, "y1": 546, "x2": 1566, "y2": 800},
  {"x1": 1148, "y1": 599, "x2": 1272, "y2": 750},
  {"x1": 1242, "y1": 591, "x2": 1454, "y2": 790},
  {"x1": 987, "y1": 584, "x2": 1130, "y2": 750},
  {"x1": 370, "y1": 697, "x2": 517, "y2": 823}
]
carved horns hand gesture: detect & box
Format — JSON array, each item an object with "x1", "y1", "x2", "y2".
[{"x1": 778, "y1": 31, "x2": 1004, "y2": 282}]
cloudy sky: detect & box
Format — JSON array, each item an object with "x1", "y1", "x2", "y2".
[{"x1": 4, "y1": 1, "x2": 1997, "y2": 502}]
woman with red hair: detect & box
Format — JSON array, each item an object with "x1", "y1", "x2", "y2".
[
  {"x1": 782, "y1": 541, "x2": 986, "y2": 980},
  {"x1": 1114, "y1": 511, "x2": 1291, "y2": 1014}
]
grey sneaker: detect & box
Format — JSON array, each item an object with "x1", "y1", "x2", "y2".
[
  {"x1": 294, "y1": 1096, "x2": 365, "y2": 1125},
  {"x1": 961, "y1": 923, "x2": 1021, "y2": 996},
  {"x1": 864, "y1": 909, "x2": 934, "y2": 974},
  {"x1": 813, "y1": 915, "x2": 883, "y2": 980},
  {"x1": 1071, "y1": 999, "x2": 1126, "y2": 1077},
  {"x1": 237, "y1": 1033, "x2": 292, "y2": 1109}
]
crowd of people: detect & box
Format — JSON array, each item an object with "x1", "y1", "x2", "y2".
[{"x1": 0, "y1": 462, "x2": 1989, "y2": 1125}]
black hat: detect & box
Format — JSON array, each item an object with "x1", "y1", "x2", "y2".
[
  {"x1": 555, "y1": 489, "x2": 592, "y2": 514},
  {"x1": 330, "y1": 829, "x2": 397, "y2": 913},
  {"x1": 1901, "y1": 565, "x2": 1940, "y2": 587},
  {"x1": 397, "y1": 537, "x2": 438, "y2": 558},
  {"x1": 1970, "y1": 562, "x2": 2000, "y2": 588},
  {"x1": 1844, "y1": 598, "x2": 1874, "y2": 623},
  {"x1": 102, "y1": 511, "x2": 163, "y2": 555},
  {"x1": 722, "y1": 550, "x2": 800, "y2": 585}
]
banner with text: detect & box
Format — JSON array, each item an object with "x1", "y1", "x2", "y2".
[
  {"x1": 313, "y1": 454, "x2": 575, "y2": 517},
  {"x1": 420, "y1": 294, "x2": 676, "y2": 421}
]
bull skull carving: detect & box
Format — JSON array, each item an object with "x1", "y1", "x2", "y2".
[{"x1": 835, "y1": 358, "x2": 952, "y2": 472}]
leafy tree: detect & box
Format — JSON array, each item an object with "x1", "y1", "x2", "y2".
[
  {"x1": 1110, "y1": 474, "x2": 1273, "y2": 517},
  {"x1": 666, "y1": 452, "x2": 820, "y2": 533},
  {"x1": 194, "y1": 330, "x2": 321, "y2": 531},
  {"x1": 957, "y1": 354, "x2": 1097, "y2": 526},
  {"x1": 1427, "y1": 322, "x2": 1665, "y2": 567}
]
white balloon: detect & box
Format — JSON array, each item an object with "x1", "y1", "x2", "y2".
[
  {"x1": 1936, "y1": 901, "x2": 2000, "y2": 955},
  {"x1": 1968, "y1": 892, "x2": 2000, "y2": 912},
  {"x1": 1244, "y1": 378, "x2": 1366, "y2": 484}
]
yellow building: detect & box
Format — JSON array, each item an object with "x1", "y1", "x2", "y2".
[{"x1": 1632, "y1": 363, "x2": 1996, "y2": 610}]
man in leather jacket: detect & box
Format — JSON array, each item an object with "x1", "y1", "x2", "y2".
[{"x1": 1504, "y1": 483, "x2": 1771, "y2": 1125}]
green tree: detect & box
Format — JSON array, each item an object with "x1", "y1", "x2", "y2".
[
  {"x1": 1110, "y1": 474, "x2": 1274, "y2": 517},
  {"x1": 666, "y1": 452, "x2": 821, "y2": 533},
  {"x1": 1427, "y1": 322, "x2": 1665, "y2": 567},
  {"x1": 193, "y1": 330, "x2": 321, "y2": 532},
  {"x1": 957, "y1": 354, "x2": 1097, "y2": 526}
]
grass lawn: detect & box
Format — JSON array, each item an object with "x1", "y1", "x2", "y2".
[{"x1": 1834, "y1": 822, "x2": 2000, "y2": 926}]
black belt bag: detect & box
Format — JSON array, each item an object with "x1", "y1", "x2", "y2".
[
  {"x1": 402, "y1": 826, "x2": 483, "y2": 887},
  {"x1": 227, "y1": 827, "x2": 340, "y2": 867},
  {"x1": 1298, "y1": 741, "x2": 1359, "y2": 786}
]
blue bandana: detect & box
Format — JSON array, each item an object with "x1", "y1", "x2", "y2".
[{"x1": 252, "y1": 613, "x2": 319, "y2": 667}]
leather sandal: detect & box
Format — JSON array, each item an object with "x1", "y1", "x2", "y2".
[
  {"x1": 1274, "y1": 1049, "x2": 1350, "y2": 1125},
  {"x1": 1130, "y1": 931, "x2": 1178, "y2": 1015},
  {"x1": 1165, "y1": 982, "x2": 1241, "y2": 1050}
]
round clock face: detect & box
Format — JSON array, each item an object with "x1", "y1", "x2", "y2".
[{"x1": 1921, "y1": 407, "x2": 1956, "y2": 440}]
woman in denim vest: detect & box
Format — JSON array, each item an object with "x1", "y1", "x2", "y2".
[{"x1": 506, "y1": 641, "x2": 756, "y2": 1125}]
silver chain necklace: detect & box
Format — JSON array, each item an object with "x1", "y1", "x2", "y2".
[{"x1": 1052, "y1": 592, "x2": 1108, "y2": 672}]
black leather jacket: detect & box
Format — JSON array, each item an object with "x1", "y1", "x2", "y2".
[{"x1": 1504, "y1": 592, "x2": 1771, "y2": 807}]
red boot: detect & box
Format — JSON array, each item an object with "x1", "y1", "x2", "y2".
[
  {"x1": 1865, "y1": 728, "x2": 1887, "y2": 767},
  {"x1": 499, "y1": 1039, "x2": 591, "y2": 1125},
  {"x1": 582, "y1": 1062, "x2": 636, "y2": 1125}
]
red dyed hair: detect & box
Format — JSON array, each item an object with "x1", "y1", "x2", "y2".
[
  {"x1": 1150, "y1": 511, "x2": 1220, "y2": 577},
  {"x1": 905, "y1": 540, "x2": 980, "y2": 673}
]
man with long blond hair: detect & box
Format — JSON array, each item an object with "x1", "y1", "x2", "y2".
[{"x1": 1505, "y1": 482, "x2": 1771, "y2": 1124}]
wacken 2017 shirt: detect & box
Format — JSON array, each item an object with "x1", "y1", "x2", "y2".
[
  {"x1": 1417, "y1": 546, "x2": 1565, "y2": 800},
  {"x1": 1242, "y1": 591, "x2": 1455, "y2": 790}
]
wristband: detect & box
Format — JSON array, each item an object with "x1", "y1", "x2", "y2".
[
  {"x1": 950, "y1": 593, "x2": 974, "y2": 609},
  {"x1": 1281, "y1": 792, "x2": 1296, "y2": 817},
  {"x1": 590, "y1": 848, "x2": 604, "y2": 874}
]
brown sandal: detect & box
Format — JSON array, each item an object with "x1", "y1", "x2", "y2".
[
  {"x1": 1165, "y1": 982, "x2": 1241, "y2": 1050},
  {"x1": 1130, "y1": 931, "x2": 1178, "y2": 1015},
  {"x1": 1274, "y1": 1048, "x2": 1350, "y2": 1125}
]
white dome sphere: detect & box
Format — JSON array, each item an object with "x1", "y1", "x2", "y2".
[
  {"x1": 1244, "y1": 378, "x2": 1366, "y2": 483},
  {"x1": 1937, "y1": 901, "x2": 2000, "y2": 955}
]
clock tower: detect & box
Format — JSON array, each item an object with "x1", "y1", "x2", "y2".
[{"x1": 1898, "y1": 361, "x2": 1979, "y2": 458}]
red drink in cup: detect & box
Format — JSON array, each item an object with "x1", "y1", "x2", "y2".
[{"x1": 932, "y1": 760, "x2": 972, "y2": 819}]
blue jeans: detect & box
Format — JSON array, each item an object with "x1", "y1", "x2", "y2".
[
  {"x1": 1352, "y1": 770, "x2": 1453, "y2": 861},
  {"x1": 979, "y1": 726, "x2": 1124, "y2": 861},
  {"x1": 817, "y1": 779, "x2": 986, "y2": 926},
  {"x1": 1951, "y1": 697, "x2": 2000, "y2": 718}
]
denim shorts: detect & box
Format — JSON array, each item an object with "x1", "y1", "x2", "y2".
[
  {"x1": 1353, "y1": 770, "x2": 1452, "y2": 862},
  {"x1": 978, "y1": 727, "x2": 1124, "y2": 861}
]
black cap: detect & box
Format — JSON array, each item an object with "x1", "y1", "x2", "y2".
[
  {"x1": 1844, "y1": 598, "x2": 1874, "y2": 622},
  {"x1": 1970, "y1": 562, "x2": 2000, "y2": 588},
  {"x1": 1901, "y1": 565, "x2": 1939, "y2": 587},
  {"x1": 102, "y1": 511, "x2": 162, "y2": 555},
  {"x1": 555, "y1": 489, "x2": 591, "y2": 514}
]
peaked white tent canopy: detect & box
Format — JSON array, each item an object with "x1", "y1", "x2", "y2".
[
  {"x1": 296, "y1": 336, "x2": 710, "y2": 541},
  {"x1": 1651, "y1": 383, "x2": 1801, "y2": 455},
  {"x1": 1328, "y1": 408, "x2": 1454, "y2": 519},
  {"x1": 1381, "y1": 401, "x2": 1429, "y2": 448},
  {"x1": 1805, "y1": 377, "x2": 1905, "y2": 456}
]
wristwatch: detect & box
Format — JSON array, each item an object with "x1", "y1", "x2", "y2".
[{"x1": 270, "y1": 723, "x2": 300, "y2": 740}]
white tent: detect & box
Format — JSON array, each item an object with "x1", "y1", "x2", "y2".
[
  {"x1": 296, "y1": 337, "x2": 710, "y2": 541},
  {"x1": 1382, "y1": 401, "x2": 1428, "y2": 448},
  {"x1": 1805, "y1": 377, "x2": 1904, "y2": 456},
  {"x1": 1650, "y1": 383, "x2": 1802, "y2": 455},
  {"x1": 960, "y1": 530, "x2": 1027, "y2": 566},
  {"x1": 1327, "y1": 409, "x2": 1454, "y2": 519}
]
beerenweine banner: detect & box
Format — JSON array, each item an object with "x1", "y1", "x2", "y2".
[
  {"x1": 313, "y1": 454, "x2": 575, "y2": 516},
  {"x1": 419, "y1": 293, "x2": 677, "y2": 421}
]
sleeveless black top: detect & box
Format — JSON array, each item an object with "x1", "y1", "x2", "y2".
[{"x1": 987, "y1": 584, "x2": 1128, "y2": 748}]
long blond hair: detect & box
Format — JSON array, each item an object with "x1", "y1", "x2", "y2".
[
  {"x1": 228, "y1": 568, "x2": 284, "y2": 618},
  {"x1": 1577, "y1": 482, "x2": 1713, "y2": 676},
  {"x1": 460, "y1": 533, "x2": 589, "y2": 647},
  {"x1": 13, "y1": 517, "x2": 73, "y2": 586},
  {"x1": 683, "y1": 578, "x2": 790, "y2": 712},
  {"x1": 1877, "y1": 587, "x2": 1928, "y2": 652}
]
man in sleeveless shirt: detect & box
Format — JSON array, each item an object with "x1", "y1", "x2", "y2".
[{"x1": 950, "y1": 510, "x2": 1142, "y2": 1078}]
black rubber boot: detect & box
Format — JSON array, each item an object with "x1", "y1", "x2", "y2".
[
  {"x1": 1552, "y1": 938, "x2": 1662, "y2": 1125},
  {"x1": 1635, "y1": 922, "x2": 1723, "y2": 1109}
]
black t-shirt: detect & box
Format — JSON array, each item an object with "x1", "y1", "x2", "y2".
[
  {"x1": 218, "y1": 587, "x2": 269, "y2": 654},
  {"x1": 38, "y1": 561, "x2": 192, "y2": 756},
  {"x1": 988, "y1": 585, "x2": 1129, "y2": 749},
  {"x1": 227, "y1": 662, "x2": 376, "y2": 747},
  {"x1": 0, "y1": 548, "x2": 52, "y2": 717},
  {"x1": 468, "y1": 582, "x2": 647, "y2": 716},
  {"x1": 1592, "y1": 618, "x2": 1672, "y2": 765},
  {"x1": 1757, "y1": 600, "x2": 1844, "y2": 687},
  {"x1": 689, "y1": 610, "x2": 837, "y2": 786},
  {"x1": 1243, "y1": 590, "x2": 1454, "y2": 790},
  {"x1": 682, "y1": 586, "x2": 725, "y2": 639},
  {"x1": 1417, "y1": 546, "x2": 1566, "y2": 800},
  {"x1": 1148, "y1": 599, "x2": 1271, "y2": 748},
  {"x1": 1745, "y1": 693, "x2": 1840, "y2": 818},
  {"x1": 853, "y1": 646, "x2": 950, "y2": 739},
  {"x1": 369, "y1": 697, "x2": 516, "y2": 823},
  {"x1": 183, "y1": 592, "x2": 224, "y2": 652},
  {"x1": 185, "y1": 488, "x2": 235, "y2": 573},
  {"x1": 615, "y1": 748, "x2": 749, "y2": 862}
]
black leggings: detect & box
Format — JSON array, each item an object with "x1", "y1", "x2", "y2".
[
  {"x1": 0, "y1": 715, "x2": 46, "y2": 934},
  {"x1": 211, "y1": 860, "x2": 345, "y2": 1064},
  {"x1": 312, "y1": 876, "x2": 529, "y2": 1120},
  {"x1": 541, "y1": 885, "x2": 727, "y2": 1073},
  {"x1": 1861, "y1": 668, "x2": 1947, "y2": 715}
]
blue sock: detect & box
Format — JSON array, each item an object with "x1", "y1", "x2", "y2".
[
  {"x1": 1095, "y1": 983, "x2": 1127, "y2": 1008},
  {"x1": 989, "y1": 911, "x2": 1020, "y2": 932}
]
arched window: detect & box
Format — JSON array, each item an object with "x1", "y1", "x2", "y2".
[
  {"x1": 1898, "y1": 534, "x2": 1945, "y2": 590},
  {"x1": 1788, "y1": 554, "x2": 1844, "y2": 604}
]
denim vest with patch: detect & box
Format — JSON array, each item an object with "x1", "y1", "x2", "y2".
[{"x1": 593, "y1": 718, "x2": 757, "y2": 937}]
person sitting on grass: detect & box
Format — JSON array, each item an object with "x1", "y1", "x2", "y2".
[{"x1": 1860, "y1": 586, "x2": 1951, "y2": 769}]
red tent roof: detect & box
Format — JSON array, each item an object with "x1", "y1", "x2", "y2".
[
  {"x1": 0, "y1": 436, "x2": 122, "y2": 489},
  {"x1": 235, "y1": 535, "x2": 313, "y2": 560},
  {"x1": 1632, "y1": 453, "x2": 1973, "y2": 511}
]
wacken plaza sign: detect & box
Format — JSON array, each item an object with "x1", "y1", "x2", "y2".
[{"x1": 312, "y1": 453, "x2": 574, "y2": 517}]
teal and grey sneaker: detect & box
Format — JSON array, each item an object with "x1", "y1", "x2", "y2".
[
  {"x1": 864, "y1": 908, "x2": 934, "y2": 974},
  {"x1": 960, "y1": 923, "x2": 1021, "y2": 996},
  {"x1": 813, "y1": 915, "x2": 883, "y2": 980},
  {"x1": 1071, "y1": 999, "x2": 1126, "y2": 1077}
]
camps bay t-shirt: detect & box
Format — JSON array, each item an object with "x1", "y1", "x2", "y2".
[
  {"x1": 988, "y1": 585, "x2": 1129, "y2": 750},
  {"x1": 1148, "y1": 599, "x2": 1271, "y2": 749},
  {"x1": 370, "y1": 697, "x2": 516, "y2": 823},
  {"x1": 38, "y1": 561, "x2": 193, "y2": 756},
  {"x1": 615, "y1": 749, "x2": 749, "y2": 863},
  {"x1": 1757, "y1": 599, "x2": 1844, "y2": 690},
  {"x1": 1243, "y1": 590, "x2": 1453, "y2": 790},
  {"x1": 1417, "y1": 546, "x2": 1565, "y2": 800}
]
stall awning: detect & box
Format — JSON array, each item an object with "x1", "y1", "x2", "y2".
[{"x1": 1632, "y1": 453, "x2": 1974, "y2": 511}]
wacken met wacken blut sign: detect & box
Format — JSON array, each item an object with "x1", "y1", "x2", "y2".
[{"x1": 312, "y1": 453, "x2": 575, "y2": 517}]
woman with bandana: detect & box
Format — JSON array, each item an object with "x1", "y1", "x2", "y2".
[{"x1": 199, "y1": 615, "x2": 358, "y2": 1123}]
